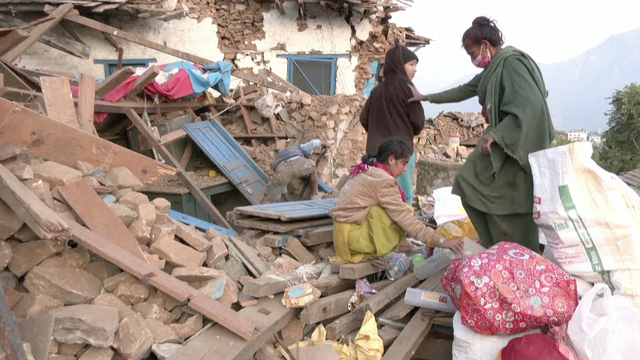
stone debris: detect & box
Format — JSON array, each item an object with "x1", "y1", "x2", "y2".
[
  {"x1": 113, "y1": 314, "x2": 154, "y2": 360},
  {"x1": 23, "y1": 265, "x2": 102, "y2": 305},
  {"x1": 8, "y1": 239, "x2": 65, "y2": 277},
  {"x1": 51, "y1": 305, "x2": 120, "y2": 347},
  {"x1": 77, "y1": 347, "x2": 114, "y2": 360},
  {"x1": 31, "y1": 161, "x2": 83, "y2": 187},
  {"x1": 150, "y1": 239, "x2": 206, "y2": 268},
  {"x1": 105, "y1": 167, "x2": 144, "y2": 191}
]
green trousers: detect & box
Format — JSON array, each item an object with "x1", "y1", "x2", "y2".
[
  {"x1": 461, "y1": 200, "x2": 540, "y2": 253},
  {"x1": 396, "y1": 153, "x2": 415, "y2": 205}
]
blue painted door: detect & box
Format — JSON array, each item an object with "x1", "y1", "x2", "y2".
[
  {"x1": 183, "y1": 121, "x2": 269, "y2": 205},
  {"x1": 234, "y1": 198, "x2": 338, "y2": 221}
]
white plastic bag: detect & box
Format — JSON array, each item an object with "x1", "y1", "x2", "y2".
[
  {"x1": 452, "y1": 311, "x2": 540, "y2": 360},
  {"x1": 567, "y1": 283, "x2": 640, "y2": 360},
  {"x1": 529, "y1": 142, "x2": 640, "y2": 308},
  {"x1": 255, "y1": 93, "x2": 283, "y2": 118},
  {"x1": 433, "y1": 187, "x2": 468, "y2": 224}
]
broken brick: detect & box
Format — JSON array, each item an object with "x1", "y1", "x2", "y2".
[
  {"x1": 51, "y1": 305, "x2": 119, "y2": 347},
  {"x1": 145, "y1": 318, "x2": 179, "y2": 344},
  {"x1": 150, "y1": 223, "x2": 176, "y2": 245},
  {"x1": 114, "y1": 282, "x2": 149, "y2": 305},
  {"x1": 170, "y1": 219, "x2": 211, "y2": 252},
  {"x1": 171, "y1": 267, "x2": 220, "y2": 282},
  {"x1": 32, "y1": 161, "x2": 82, "y2": 186},
  {"x1": 106, "y1": 203, "x2": 138, "y2": 227},
  {"x1": 132, "y1": 302, "x2": 174, "y2": 324},
  {"x1": 8, "y1": 240, "x2": 65, "y2": 277},
  {"x1": 113, "y1": 314, "x2": 154, "y2": 360},
  {"x1": 150, "y1": 240, "x2": 205, "y2": 268},
  {"x1": 92, "y1": 293, "x2": 135, "y2": 321},
  {"x1": 169, "y1": 314, "x2": 203, "y2": 340},
  {"x1": 103, "y1": 272, "x2": 137, "y2": 293},
  {"x1": 24, "y1": 265, "x2": 102, "y2": 305},
  {"x1": 105, "y1": 167, "x2": 143, "y2": 191},
  {"x1": 0, "y1": 199, "x2": 23, "y2": 240}
]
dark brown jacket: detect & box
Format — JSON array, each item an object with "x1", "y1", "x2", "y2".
[{"x1": 360, "y1": 44, "x2": 425, "y2": 154}]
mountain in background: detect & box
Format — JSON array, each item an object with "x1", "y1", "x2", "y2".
[{"x1": 423, "y1": 27, "x2": 640, "y2": 131}]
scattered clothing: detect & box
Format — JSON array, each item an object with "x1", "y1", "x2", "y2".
[{"x1": 263, "y1": 139, "x2": 322, "y2": 202}]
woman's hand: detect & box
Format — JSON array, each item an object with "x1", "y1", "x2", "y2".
[
  {"x1": 408, "y1": 85, "x2": 428, "y2": 103},
  {"x1": 441, "y1": 238, "x2": 465, "y2": 254},
  {"x1": 479, "y1": 134, "x2": 494, "y2": 154}
]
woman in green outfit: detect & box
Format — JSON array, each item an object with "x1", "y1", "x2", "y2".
[{"x1": 409, "y1": 16, "x2": 554, "y2": 252}]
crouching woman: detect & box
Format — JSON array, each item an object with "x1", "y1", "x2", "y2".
[{"x1": 329, "y1": 138, "x2": 463, "y2": 263}]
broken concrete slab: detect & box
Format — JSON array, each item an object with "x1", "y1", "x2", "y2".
[
  {"x1": 106, "y1": 203, "x2": 138, "y2": 227},
  {"x1": 51, "y1": 305, "x2": 119, "y2": 347},
  {"x1": 0, "y1": 240, "x2": 12, "y2": 270},
  {"x1": 103, "y1": 272, "x2": 137, "y2": 293},
  {"x1": 151, "y1": 343, "x2": 181, "y2": 360},
  {"x1": 8, "y1": 240, "x2": 66, "y2": 277},
  {"x1": 132, "y1": 302, "x2": 174, "y2": 324},
  {"x1": 32, "y1": 161, "x2": 82, "y2": 187},
  {"x1": 0, "y1": 199, "x2": 24, "y2": 240},
  {"x1": 169, "y1": 313, "x2": 203, "y2": 340},
  {"x1": 24, "y1": 265, "x2": 102, "y2": 305},
  {"x1": 12, "y1": 293, "x2": 64, "y2": 319},
  {"x1": 150, "y1": 240, "x2": 205, "y2": 268},
  {"x1": 62, "y1": 247, "x2": 91, "y2": 269},
  {"x1": 77, "y1": 347, "x2": 114, "y2": 360},
  {"x1": 113, "y1": 313, "x2": 154, "y2": 360},
  {"x1": 150, "y1": 223, "x2": 176, "y2": 245},
  {"x1": 105, "y1": 168, "x2": 143, "y2": 191},
  {"x1": 85, "y1": 262, "x2": 120, "y2": 281},
  {"x1": 114, "y1": 282, "x2": 149, "y2": 305},
  {"x1": 170, "y1": 219, "x2": 211, "y2": 252},
  {"x1": 92, "y1": 293, "x2": 135, "y2": 321},
  {"x1": 171, "y1": 267, "x2": 220, "y2": 282}
]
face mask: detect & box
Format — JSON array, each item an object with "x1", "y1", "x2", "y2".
[{"x1": 472, "y1": 45, "x2": 492, "y2": 68}]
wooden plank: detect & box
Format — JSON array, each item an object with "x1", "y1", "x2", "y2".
[
  {"x1": 234, "y1": 199, "x2": 338, "y2": 221},
  {"x1": 76, "y1": 74, "x2": 97, "y2": 136},
  {"x1": 127, "y1": 65, "x2": 159, "y2": 97},
  {"x1": 227, "y1": 236, "x2": 269, "y2": 275},
  {"x1": 266, "y1": 69, "x2": 299, "y2": 93},
  {"x1": 242, "y1": 266, "x2": 325, "y2": 298},
  {"x1": 223, "y1": 237, "x2": 260, "y2": 278},
  {"x1": 310, "y1": 274, "x2": 353, "y2": 296},
  {"x1": 1, "y1": 4, "x2": 73, "y2": 63},
  {"x1": 0, "y1": 289, "x2": 29, "y2": 360},
  {"x1": 355, "y1": 273, "x2": 420, "y2": 319},
  {"x1": 0, "y1": 62, "x2": 32, "y2": 91},
  {"x1": 379, "y1": 269, "x2": 445, "y2": 321},
  {"x1": 339, "y1": 262, "x2": 381, "y2": 280},
  {"x1": 40, "y1": 76, "x2": 79, "y2": 129},
  {"x1": 68, "y1": 221, "x2": 255, "y2": 340},
  {"x1": 94, "y1": 66, "x2": 134, "y2": 98},
  {"x1": 232, "y1": 217, "x2": 333, "y2": 233},
  {"x1": 91, "y1": 99, "x2": 204, "y2": 114},
  {"x1": 159, "y1": 128, "x2": 187, "y2": 146},
  {"x1": 168, "y1": 210, "x2": 236, "y2": 236},
  {"x1": 237, "y1": 291, "x2": 258, "y2": 307},
  {"x1": 58, "y1": 180, "x2": 147, "y2": 261},
  {"x1": 232, "y1": 70, "x2": 289, "y2": 93},
  {"x1": 238, "y1": 85, "x2": 259, "y2": 148},
  {"x1": 125, "y1": 109, "x2": 231, "y2": 228},
  {"x1": 0, "y1": 98, "x2": 176, "y2": 183},
  {"x1": 326, "y1": 311, "x2": 359, "y2": 341},
  {"x1": 169, "y1": 297, "x2": 296, "y2": 360},
  {"x1": 0, "y1": 30, "x2": 30, "y2": 58},
  {"x1": 0, "y1": 164, "x2": 70, "y2": 242},
  {"x1": 381, "y1": 310, "x2": 433, "y2": 360},
  {"x1": 299, "y1": 280, "x2": 391, "y2": 324},
  {"x1": 378, "y1": 326, "x2": 402, "y2": 347},
  {"x1": 299, "y1": 225, "x2": 333, "y2": 246},
  {"x1": 0, "y1": 143, "x2": 27, "y2": 162}
]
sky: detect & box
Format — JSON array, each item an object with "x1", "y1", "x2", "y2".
[{"x1": 391, "y1": 0, "x2": 640, "y2": 102}]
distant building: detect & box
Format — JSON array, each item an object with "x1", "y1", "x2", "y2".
[
  {"x1": 589, "y1": 135, "x2": 602, "y2": 144},
  {"x1": 567, "y1": 130, "x2": 588, "y2": 142}
]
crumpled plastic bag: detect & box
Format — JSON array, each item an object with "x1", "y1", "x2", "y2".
[
  {"x1": 435, "y1": 218, "x2": 478, "y2": 241},
  {"x1": 348, "y1": 279, "x2": 378, "y2": 312},
  {"x1": 335, "y1": 311, "x2": 383, "y2": 360},
  {"x1": 255, "y1": 92, "x2": 283, "y2": 117}
]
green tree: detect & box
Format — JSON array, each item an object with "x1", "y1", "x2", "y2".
[
  {"x1": 595, "y1": 83, "x2": 640, "y2": 174},
  {"x1": 552, "y1": 131, "x2": 571, "y2": 147}
]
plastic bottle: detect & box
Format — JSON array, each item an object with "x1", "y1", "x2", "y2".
[
  {"x1": 386, "y1": 253, "x2": 410, "y2": 281},
  {"x1": 411, "y1": 254, "x2": 425, "y2": 269},
  {"x1": 414, "y1": 249, "x2": 455, "y2": 280},
  {"x1": 448, "y1": 134, "x2": 460, "y2": 151}
]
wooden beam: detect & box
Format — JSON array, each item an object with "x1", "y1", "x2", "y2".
[
  {"x1": 299, "y1": 280, "x2": 391, "y2": 324},
  {"x1": 68, "y1": 221, "x2": 255, "y2": 340},
  {"x1": 0, "y1": 98, "x2": 176, "y2": 183},
  {"x1": 0, "y1": 61, "x2": 32, "y2": 91},
  {"x1": 58, "y1": 180, "x2": 148, "y2": 261},
  {"x1": 0, "y1": 30, "x2": 30, "y2": 58},
  {"x1": 339, "y1": 262, "x2": 381, "y2": 279},
  {"x1": 127, "y1": 65, "x2": 159, "y2": 97},
  {"x1": 168, "y1": 297, "x2": 295, "y2": 360},
  {"x1": 0, "y1": 289, "x2": 29, "y2": 360},
  {"x1": 40, "y1": 76, "x2": 79, "y2": 129},
  {"x1": 381, "y1": 310, "x2": 433, "y2": 360},
  {"x1": 63, "y1": 13, "x2": 213, "y2": 65},
  {"x1": 299, "y1": 225, "x2": 333, "y2": 246},
  {"x1": 94, "y1": 66, "x2": 134, "y2": 98},
  {"x1": 355, "y1": 273, "x2": 420, "y2": 319},
  {"x1": 76, "y1": 74, "x2": 97, "y2": 136},
  {"x1": 233, "y1": 70, "x2": 289, "y2": 93},
  {"x1": 379, "y1": 269, "x2": 445, "y2": 321},
  {"x1": 89, "y1": 99, "x2": 203, "y2": 114},
  {"x1": 125, "y1": 109, "x2": 232, "y2": 229},
  {"x1": 238, "y1": 85, "x2": 259, "y2": 148},
  {"x1": 242, "y1": 266, "x2": 325, "y2": 298},
  {"x1": 159, "y1": 128, "x2": 187, "y2": 146},
  {"x1": 39, "y1": 32, "x2": 91, "y2": 59},
  {"x1": 1, "y1": 4, "x2": 73, "y2": 63}
]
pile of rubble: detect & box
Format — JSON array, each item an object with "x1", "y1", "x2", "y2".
[{"x1": 416, "y1": 111, "x2": 486, "y2": 163}]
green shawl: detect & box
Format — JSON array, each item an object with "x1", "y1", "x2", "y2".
[{"x1": 447, "y1": 46, "x2": 554, "y2": 214}]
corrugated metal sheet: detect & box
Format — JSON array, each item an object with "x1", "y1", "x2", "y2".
[
  {"x1": 183, "y1": 121, "x2": 269, "y2": 205},
  {"x1": 234, "y1": 198, "x2": 338, "y2": 221},
  {"x1": 620, "y1": 168, "x2": 640, "y2": 188}
]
